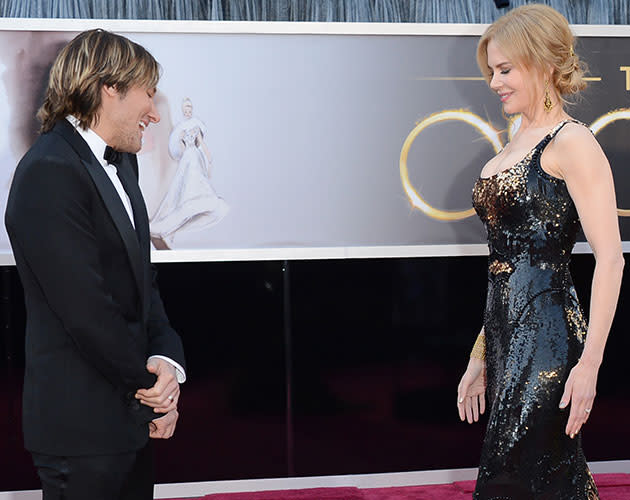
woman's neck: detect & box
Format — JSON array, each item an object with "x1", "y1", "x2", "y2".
[{"x1": 518, "y1": 95, "x2": 568, "y2": 130}]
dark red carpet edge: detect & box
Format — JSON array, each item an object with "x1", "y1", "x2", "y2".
[{"x1": 165, "y1": 473, "x2": 630, "y2": 499}]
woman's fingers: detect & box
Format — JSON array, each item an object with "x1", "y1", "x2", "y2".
[
  {"x1": 457, "y1": 397, "x2": 466, "y2": 421},
  {"x1": 584, "y1": 405, "x2": 592, "y2": 422},
  {"x1": 568, "y1": 398, "x2": 595, "y2": 438},
  {"x1": 465, "y1": 396, "x2": 474, "y2": 424},
  {"x1": 561, "y1": 364, "x2": 597, "y2": 438},
  {"x1": 564, "y1": 391, "x2": 595, "y2": 438},
  {"x1": 457, "y1": 380, "x2": 467, "y2": 421},
  {"x1": 457, "y1": 361, "x2": 487, "y2": 424}
]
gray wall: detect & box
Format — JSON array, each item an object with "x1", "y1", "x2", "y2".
[{"x1": 0, "y1": 0, "x2": 626, "y2": 24}]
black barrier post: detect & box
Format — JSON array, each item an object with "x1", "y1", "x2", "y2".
[
  {"x1": 282, "y1": 260, "x2": 294, "y2": 476},
  {"x1": 0, "y1": 267, "x2": 13, "y2": 421}
]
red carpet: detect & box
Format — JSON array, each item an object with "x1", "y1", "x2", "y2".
[
  {"x1": 201, "y1": 488, "x2": 363, "y2": 499},
  {"x1": 168, "y1": 473, "x2": 630, "y2": 499}
]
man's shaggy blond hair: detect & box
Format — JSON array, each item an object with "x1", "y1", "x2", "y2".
[{"x1": 38, "y1": 29, "x2": 160, "y2": 133}]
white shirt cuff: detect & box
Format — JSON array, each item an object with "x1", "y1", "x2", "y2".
[{"x1": 148, "y1": 355, "x2": 186, "y2": 383}]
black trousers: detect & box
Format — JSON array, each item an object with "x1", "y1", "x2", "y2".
[{"x1": 31, "y1": 441, "x2": 154, "y2": 500}]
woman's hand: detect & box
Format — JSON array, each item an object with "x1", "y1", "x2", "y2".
[
  {"x1": 559, "y1": 358, "x2": 599, "y2": 438},
  {"x1": 457, "y1": 357, "x2": 486, "y2": 424}
]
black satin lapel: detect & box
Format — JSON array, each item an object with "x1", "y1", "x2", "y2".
[
  {"x1": 115, "y1": 161, "x2": 149, "y2": 250},
  {"x1": 82, "y1": 157, "x2": 144, "y2": 299},
  {"x1": 53, "y1": 119, "x2": 95, "y2": 162},
  {"x1": 115, "y1": 159, "x2": 151, "y2": 319}
]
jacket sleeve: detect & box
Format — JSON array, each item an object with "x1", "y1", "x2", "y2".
[
  {"x1": 127, "y1": 153, "x2": 187, "y2": 376},
  {"x1": 146, "y1": 265, "x2": 187, "y2": 376}
]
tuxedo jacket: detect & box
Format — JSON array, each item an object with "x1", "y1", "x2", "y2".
[{"x1": 5, "y1": 119, "x2": 186, "y2": 456}]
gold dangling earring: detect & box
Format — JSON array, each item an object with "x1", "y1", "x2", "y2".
[{"x1": 544, "y1": 80, "x2": 553, "y2": 113}]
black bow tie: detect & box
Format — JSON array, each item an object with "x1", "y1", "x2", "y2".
[{"x1": 104, "y1": 146, "x2": 122, "y2": 166}]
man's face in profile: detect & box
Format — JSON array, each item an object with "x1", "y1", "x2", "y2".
[{"x1": 107, "y1": 84, "x2": 161, "y2": 153}]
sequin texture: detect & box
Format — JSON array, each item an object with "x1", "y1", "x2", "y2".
[{"x1": 471, "y1": 121, "x2": 599, "y2": 499}]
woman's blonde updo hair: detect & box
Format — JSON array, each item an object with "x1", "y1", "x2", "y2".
[{"x1": 476, "y1": 4, "x2": 587, "y2": 101}]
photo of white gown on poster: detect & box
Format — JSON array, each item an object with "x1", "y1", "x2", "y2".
[{"x1": 150, "y1": 98, "x2": 229, "y2": 249}]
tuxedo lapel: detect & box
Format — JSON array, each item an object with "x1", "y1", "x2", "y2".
[
  {"x1": 82, "y1": 156, "x2": 145, "y2": 302},
  {"x1": 115, "y1": 160, "x2": 149, "y2": 250},
  {"x1": 115, "y1": 158, "x2": 151, "y2": 319},
  {"x1": 53, "y1": 120, "x2": 144, "y2": 301}
]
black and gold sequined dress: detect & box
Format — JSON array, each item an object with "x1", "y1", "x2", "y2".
[{"x1": 472, "y1": 121, "x2": 599, "y2": 500}]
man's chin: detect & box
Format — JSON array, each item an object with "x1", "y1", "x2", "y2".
[{"x1": 115, "y1": 142, "x2": 142, "y2": 155}]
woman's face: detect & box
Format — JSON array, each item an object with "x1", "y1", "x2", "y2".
[
  {"x1": 182, "y1": 102, "x2": 193, "y2": 118},
  {"x1": 486, "y1": 40, "x2": 539, "y2": 116}
]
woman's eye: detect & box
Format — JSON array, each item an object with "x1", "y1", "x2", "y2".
[{"x1": 501, "y1": 69, "x2": 510, "y2": 75}]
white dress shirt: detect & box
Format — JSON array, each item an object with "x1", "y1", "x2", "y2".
[{"x1": 67, "y1": 116, "x2": 186, "y2": 383}]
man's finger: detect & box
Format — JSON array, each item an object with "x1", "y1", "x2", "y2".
[
  {"x1": 153, "y1": 399, "x2": 177, "y2": 414},
  {"x1": 137, "y1": 386, "x2": 179, "y2": 408},
  {"x1": 136, "y1": 379, "x2": 178, "y2": 403},
  {"x1": 136, "y1": 376, "x2": 173, "y2": 399},
  {"x1": 149, "y1": 424, "x2": 162, "y2": 439},
  {"x1": 136, "y1": 385, "x2": 175, "y2": 404},
  {"x1": 138, "y1": 396, "x2": 175, "y2": 409}
]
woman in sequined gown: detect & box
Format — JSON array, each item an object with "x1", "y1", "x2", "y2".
[{"x1": 456, "y1": 5, "x2": 624, "y2": 500}]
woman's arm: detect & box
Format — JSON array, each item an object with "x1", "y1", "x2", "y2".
[{"x1": 550, "y1": 123, "x2": 624, "y2": 438}]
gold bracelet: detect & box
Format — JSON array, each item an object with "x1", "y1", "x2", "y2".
[{"x1": 470, "y1": 332, "x2": 486, "y2": 360}]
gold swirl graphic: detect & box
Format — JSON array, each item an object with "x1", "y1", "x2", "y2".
[
  {"x1": 399, "y1": 110, "x2": 501, "y2": 221},
  {"x1": 589, "y1": 109, "x2": 630, "y2": 217},
  {"x1": 401, "y1": 108, "x2": 630, "y2": 220}
]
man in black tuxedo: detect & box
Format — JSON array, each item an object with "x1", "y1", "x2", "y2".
[{"x1": 5, "y1": 30, "x2": 186, "y2": 500}]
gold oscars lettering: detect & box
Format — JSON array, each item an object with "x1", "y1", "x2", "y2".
[{"x1": 400, "y1": 109, "x2": 630, "y2": 220}]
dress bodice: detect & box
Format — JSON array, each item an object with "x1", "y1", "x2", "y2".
[
  {"x1": 182, "y1": 126, "x2": 201, "y2": 148},
  {"x1": 473, "y1": 121, "x2": 581, "y2": 286}
]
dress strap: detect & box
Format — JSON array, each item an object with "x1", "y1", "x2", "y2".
[
  {"x1": 535, "y1": 119, "x2": 585, "y2": 152},
  {"x1": 531, "y1": 119, "x2": 586, "y2": 182}
]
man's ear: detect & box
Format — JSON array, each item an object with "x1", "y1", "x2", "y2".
[{"x1": 102, "y1": 84, "x2": 119, "y2": 98}]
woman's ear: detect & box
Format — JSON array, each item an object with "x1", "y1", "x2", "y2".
[{"x1": 545, "y1": 64, "x2": 555, "y2": 82}]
